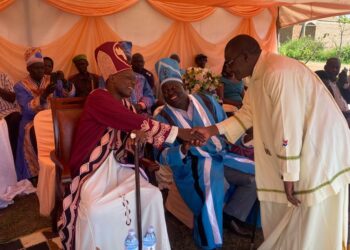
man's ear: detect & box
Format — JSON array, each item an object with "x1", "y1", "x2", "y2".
[{"x1": 243, "y1": 52, "x2": 249, "y2": 62}]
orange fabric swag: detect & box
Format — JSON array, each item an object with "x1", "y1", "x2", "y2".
[{"x1": 45, "y1": 0, "x2": 138, "y2": 16}]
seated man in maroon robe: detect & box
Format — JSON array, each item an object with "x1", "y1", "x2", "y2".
[{"x1": 59, "y1": 42, "x2": 205, "y2": 250}]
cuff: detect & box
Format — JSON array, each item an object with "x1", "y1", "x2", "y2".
[
  {"x1": 344, "y1": 83, "x2": 350, "y2": 89},
  {"x1": 283, "y1": 172, "x2": 300, "y2": 182},
  {"x1": 216, "y1": 121, "x2": 227, "y2": 135},
  {"x1": 179, "y1": 146, "x2": 186, "y2": 159},
  {"x1": 165, "y1": 126, "x2": 178, "y2": 144},
  {"x1": 241, "y1": 135, "x2": 254, "y2": 148}
]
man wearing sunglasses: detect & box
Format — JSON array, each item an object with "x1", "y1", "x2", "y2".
[{"x1": 194, "y1": 34, "x2": 350, "y2": 250}]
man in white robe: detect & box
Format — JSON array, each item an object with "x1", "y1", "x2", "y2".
[{"x1": 194, "y1": 34, "x2": 350, "y2": 250}]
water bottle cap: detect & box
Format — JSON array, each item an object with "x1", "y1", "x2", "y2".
[
  {"x1": 147, "y1": 226, "x2": 154, "y2": 233},
  {"x1": 128, "y1": 229, "x2": 136, "y2": 236}
]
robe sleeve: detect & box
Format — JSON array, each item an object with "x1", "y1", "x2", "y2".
[
  {"x1": 14, "y1": 82, "x2": 46, "y2": 116},
  {"x1": 264, "y1": 71, "x2": 304, "y2": 182},
  {"x1": 86, "y1": 90, "x2": 177, "y2": 148},
  {"x1": 216, "y1": 89, "x2": 253, "y2": 144},
  {"x1": 153, "y1": 113, "x2": 184, "y2": 167}
]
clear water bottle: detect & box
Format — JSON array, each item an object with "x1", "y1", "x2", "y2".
[
  {"x1": 143, "y1": 226, "x2": 156, "y2": 250},
  {"x1": 124, "y1": 229, "x2": 138, "y2": 250}
]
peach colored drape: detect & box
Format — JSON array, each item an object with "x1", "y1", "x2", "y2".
[
  {"x1": 0, "y1": 0, "x2": 14, "y2": 10},
  {"x1": 135, "y1": 10, "x2": 276, "y2": 75},
  {"x1": 44, "y1": 0, "x2": 271, "y2": 19},
  {"x1": 147, "y1": 0, "x2": 215, "y2": 22},
  {"x1": 45, "y1": 0, "x2": 138, "y2": 16},
  {"x1": 0, "y1": 17, "x2": 121, "y2": 81},
  {"x1": 0, "y1": 10, "x2": 277, "y2": 81},
  {"x1": 149, "y1": 0, "x2": 282, "y2": 7},
  {"x1": 224, "y1": 6, "x2": 266, "y2": 17}
]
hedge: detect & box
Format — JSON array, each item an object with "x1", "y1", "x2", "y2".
[{"x1": 279, "y1": 37, "x2": 350, "y2": 64}]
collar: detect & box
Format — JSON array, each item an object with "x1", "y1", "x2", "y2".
[
  {"x1": 167, "y1": 95, "x2": 193, "y2": 112},
  {"x1": 250, "y1": 50, "x2": 268, "y2": 82}
]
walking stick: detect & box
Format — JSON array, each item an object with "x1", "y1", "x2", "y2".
[{"x1": 132, "y1": 133, "x2": 143, "y2": 249}]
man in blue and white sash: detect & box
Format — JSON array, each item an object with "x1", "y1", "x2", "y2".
[{"x1": 154, "y1": 58, "x2": 257, "y2": 250}]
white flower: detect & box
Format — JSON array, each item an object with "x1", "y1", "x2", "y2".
[{"x1": 194, "y1": 67, "x2": 201, "y2": 73}]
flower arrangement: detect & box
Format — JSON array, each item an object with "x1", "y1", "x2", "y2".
[{"x1": 182, "y1": 67, "x2": 221, "y2": 95}]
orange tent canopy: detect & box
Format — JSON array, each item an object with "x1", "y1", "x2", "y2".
[{"x1": 152, "y1": 0, "x2": 350, "y2": 27}]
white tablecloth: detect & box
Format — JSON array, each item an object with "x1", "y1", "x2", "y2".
[
  {"x1": 0, "y1": 119, "x2": 17, "y2": 196},
  {"x1": 0, "y1": 119, "x2": 36, "y2": 208}
]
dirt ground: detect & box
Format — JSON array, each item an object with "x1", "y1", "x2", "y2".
[{"x1": 305, "y1": 61, "x2": 350, "y2": 71}]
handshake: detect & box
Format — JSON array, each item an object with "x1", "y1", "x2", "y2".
[
  {"x1": 177, "y1": 126, "x2": 218, "y2": 146},
  {"x1": 129, "y1": 126, "x2": 218, "y2": 147}
]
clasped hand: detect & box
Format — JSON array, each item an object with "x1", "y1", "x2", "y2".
[
  {"x1": 128, "y1": 126, "x2": 214, "y2": 148},
  {"x1": 177, "y1": 127, "x2": 213, "y2": 147}
]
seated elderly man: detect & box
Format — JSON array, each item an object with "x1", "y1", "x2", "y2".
[
  {"x1": 14, "y1": 48, "x2": 56, "y2": 180},
  {"x1": 59, "y1": 42, "x2": 206, "y2": 250},
  {"x1": 154, "y1": 58, "x2": 256, "y2": 250}
]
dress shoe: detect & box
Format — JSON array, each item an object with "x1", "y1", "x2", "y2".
[{"x1": 226, "y1": 218, "x2": 252, "y2": 238}]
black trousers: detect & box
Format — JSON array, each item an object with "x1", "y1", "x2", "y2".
[{"x1": 4, "y1": 111, "x2": 21, "y2": 161}]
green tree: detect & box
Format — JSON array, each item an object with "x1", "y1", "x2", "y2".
[{"x1": 337, "y1": 16, "x2": 350, "y2": 56}]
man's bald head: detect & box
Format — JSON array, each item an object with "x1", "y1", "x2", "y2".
[
  {"x1": 225, "y1": 35, "x2": 261, "y2": 58},
  {"x1": 224, "y1": 35, "x2": 262, "y2": 80}
]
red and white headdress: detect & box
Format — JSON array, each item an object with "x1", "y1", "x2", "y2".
[{"x1": 95, "y1": 41, "x2": 132, "y2": 81}]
